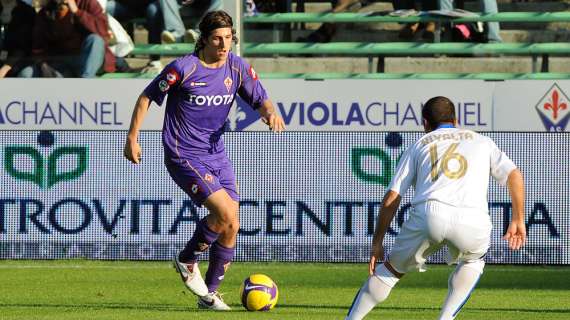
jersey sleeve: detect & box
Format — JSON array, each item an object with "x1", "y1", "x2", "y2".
[
  {"x1": 143, "y1": 59, "x2": 184, "y2": 106},
  {"x1": 237, "y1": 59, "x2": 268, "y2": 109},
  {"x1": 388, "y1": 145, "x2": 417, "y2": 196},
  {"x1": 488, "y1": 138, "x2": 517, "y2": 186}
]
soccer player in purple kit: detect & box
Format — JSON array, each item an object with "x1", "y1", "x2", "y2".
[{"x1": 123, "y1": 10, "x2": 285, "y2": 311}]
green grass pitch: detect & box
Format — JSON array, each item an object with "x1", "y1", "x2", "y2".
[{"x1": 0, "y1": 260, "x2": 568, "y2": 319}]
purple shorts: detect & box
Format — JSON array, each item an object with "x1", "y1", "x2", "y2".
[{"x1": 166, "y1": 155, "x2": 239, "y2": 206}]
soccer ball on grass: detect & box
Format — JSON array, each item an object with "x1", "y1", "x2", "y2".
[{"x1": 239, "y1": 274, "x2": 278, "y2": 311}]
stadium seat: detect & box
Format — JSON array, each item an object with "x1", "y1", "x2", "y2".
[{"x1": 123, "y1": 10, "x2": 570, "y2": 76}]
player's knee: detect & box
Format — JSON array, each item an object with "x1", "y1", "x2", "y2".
[
  {"x1": 367, "y1": 275, "x2": 391, "y2": 303},
  {"x1": 460, "y1": 259, "x2": 485, "y2": 274},
  {"x1": 375, "y1": 263, "x2": 400, "y2": 288},
  {"x1": 213, "y1": 212, "x2": 239, "y2": 234},
  {"x1": 216, "y1": 209, "x2": 237, "y2": 224},
  {"x1": 225, "y1": 221, "x2": 240, "y2": 236}
]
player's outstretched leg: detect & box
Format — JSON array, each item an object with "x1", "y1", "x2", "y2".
[
  {"x1": 438, "y1": 260, "x2": 485, "y2": 320},
  {"x1": 197, "y1": 241, "x2": 234, "y2": 310},
  {"x1": 173, "y1": 217, "x2": 219, "y2": 297},
  {"x1": 346, "y1": 263, "x2": 401, "y2": 320},
  {"x1": 197, "y1": 190, "x2": 239, "y2": 311}
]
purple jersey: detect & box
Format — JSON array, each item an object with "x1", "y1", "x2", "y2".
[{"x1": 144, "y1": 52, "x2": 268, "y2": 159}]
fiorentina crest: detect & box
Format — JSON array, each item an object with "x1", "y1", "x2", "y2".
[{"x1": 535, "y1": 83, "x2": 570, "y2": 132}]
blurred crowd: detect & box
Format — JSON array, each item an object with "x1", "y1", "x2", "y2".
[
  {"x1": 0, "y1": 0, "x2": 221, "y2": 78},
  {"x1": 0, "y1": 0, "x2": 504, "y2": 79},
  {"x1": 285, "y1": 0, "x2": 502, "y2": 44}
]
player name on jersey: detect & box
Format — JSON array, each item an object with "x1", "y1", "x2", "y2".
[{"x1": 420, "y1": 131, "x2": 474, "y2": 146}]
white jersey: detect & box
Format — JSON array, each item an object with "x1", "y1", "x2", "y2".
[{"x1": 388, "y1": 127, "x2": 516, "y2": 211}]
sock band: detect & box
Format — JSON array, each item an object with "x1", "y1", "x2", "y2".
[
  {"x1": 179, "y1": 217, "x2": 220, "y2": 263},
  {"x1": 374, "y1": 263, "x2": 400, "y2": 288},
  {"x1": 205, "y1": 241, "x2": 235, "y2": 293}
]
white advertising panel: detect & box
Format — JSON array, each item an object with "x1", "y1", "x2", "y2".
[
  {"x1": 493, "y1": 81, "x2": 570, "y2": 132},
  {"x1": 0, "y1": 79, "x2": 162, "y2": 130},
  {"x1": 1, "y1": 79, "x2": 570, "y2": 132},
  {"x1": 1, "y1": 131, "x2": 567, "y2": 264},
  {"x1": 236, "y1": 80, "x2": 494, "y2": 132}
]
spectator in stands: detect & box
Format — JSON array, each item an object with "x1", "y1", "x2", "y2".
[
  {"x1": 251, "y1": 0, "x2": 288, "y2": 14},
  {"x1": 19, "y1": 0, "x2": 115, "y2": 77},
  {"x1": 244, "y1": 0, "x2": 258, "y2": 17},
  {"x1": 106, "y1": 0, "x2": 178, "y2": 72},
  {"x1": 298, "y1": 0, "x2": 363, "y2": 43},
  {"x1": 299, "y1": 0, "x2": 439, "y2": 43},
  {"x1": 439, "y1": 0, "x2": 502, "y2": 42},
  {"x1": 0, "y1": 0, "x2": 35, "y2": 78},
  {"x1": 161, "y1": 0, "x2": 222, "y2": 44},
  {"x1": 106, "y1": 0, "x2": 220, "y2": 73},
  {"x1": 393, "y1": 0, "x2": 437, "y2": 40}
]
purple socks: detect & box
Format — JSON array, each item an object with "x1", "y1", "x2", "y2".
[
  {"x1": 205, "y1": 241, "x2": 235, "y2": 293},
  {"x1": 179, "y1": 218, "x2": 219, "y2": 263},
  {"x1": 178, "y1": 217, "x2": 236, "y2": 293}
]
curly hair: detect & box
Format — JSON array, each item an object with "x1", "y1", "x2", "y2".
[{"x1": 194, "y1": 10, "x2": 238, "y2": 54}]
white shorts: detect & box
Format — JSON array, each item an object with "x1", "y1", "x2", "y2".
[{"x1": 388, "y1": 201, "x2": 492, "y2": 273}]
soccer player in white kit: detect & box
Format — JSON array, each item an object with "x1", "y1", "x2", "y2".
[{"x1": 346, "y1": 96, "x2": 527, "y2": 320}]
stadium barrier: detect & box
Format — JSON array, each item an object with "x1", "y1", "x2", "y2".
[
  {"x1": 0, "y1": 131, "x2": 567, "y2": 264},
  {"x1": 129, "y1": 42, "x2": 570, "y2": 74},
  {"x1": 100, "y1": 72, "x2": 570, "y2": 80},
  {"x1": 1, "y1": 78, "x2": 568, "y2": 132},
  {"x1": 244, "y1": 12, "x2": 570, "y2": 24},
  {"x1": 128, "y1": 11, "x2": 570, "y2": 73},
  {"x1": 243, "y1": 11, "x2": 570, "y2": 72}
]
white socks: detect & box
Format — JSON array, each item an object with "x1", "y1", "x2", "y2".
[
  {"x1": 346, "y1": 260, "x2": 484, "y2": 320},
  {"x1": 346, "y1": 260, "x2": 485, "y2": 320},
  {"x1": 439, "y1": 260, "x2": 485, "y2": 320},
  {"x1": 346, "y1": 264, "x2": 400, "y2": 320}
]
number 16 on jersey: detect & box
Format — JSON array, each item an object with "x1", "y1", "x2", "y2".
[{"x1": 429, "y1": 143, "x2": 468, "y2": 182}]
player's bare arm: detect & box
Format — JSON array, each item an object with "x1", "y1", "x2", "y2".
[
  {"x1": 503, "y1": 168, "x2": 526, "y2": 250},
  {"x1": 257, "y1": 99, "x2": 285, "y2": 133},
  {"x1": 124, "y1": 93, "x2": 151, "y2": 164},
  {"x1": 369, "y1": 190, "x2": 401, "y2": 275}
]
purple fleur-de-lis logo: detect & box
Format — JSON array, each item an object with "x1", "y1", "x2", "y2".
[{"x1": 536, "y1": 83, "x2": 570, "y2": 132}]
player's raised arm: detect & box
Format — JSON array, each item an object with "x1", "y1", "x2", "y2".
[
  {"x1": 503, "y1": 169, "x2": 526, "y2": 250},
  {"x1": 257, "y1": 100, "x2": 285, "y2": 133},
  {"x1": 369, "y1": 190, "x2": 401, "y2": 275},
  {"x1": 124, "y1": 93, "x2": 151, "y2": 164}
]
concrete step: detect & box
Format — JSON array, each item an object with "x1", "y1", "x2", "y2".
[
  {"x1": 258, "y1": 11, "x2": 570, "y2": 32},
  {"x1": 296, "y1": 1, "x2": 570, "y2": 13},
  {"x1": 383, "y1": 56, "x2": 570, "y2": 73},
  {"x1": 244, "y1": 28, "x2": 570, "y2": 43},
  {"x1": 293, "y1": 1, "x2": 570, "y2": 30},
  {"x1": 123, "y1": 55, "x2": 570, "y2": 75},
  {"x1": 242, "y1": 56, "x2": 570, "y2": 74},
  {"x1": 494, "y1": 1, "x2": 570, "y2": 12}
]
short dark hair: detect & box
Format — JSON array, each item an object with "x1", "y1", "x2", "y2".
[
  {"x1": 194, "y1": 10, "x2": 238, "y2": 54},
  {"x1": 422, "y1": 96, "x2": 456, "y2": 128}
]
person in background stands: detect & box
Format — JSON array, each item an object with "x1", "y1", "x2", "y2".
[
  {"x1": 393, "y1": 0, "x2": 437, "y2": 41},
  {"x1": 19, "y1": 0, "x2": 115, "y2": 77},
  {"x1": 0, "y1": 0, "x2": 35, "y2": 78},
  {"x1": 160, "y1": 0, "x2": 222, "y2": 45},
  {"x1": 439, "y1": 0, "x2": 502, "y2": 42}
]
